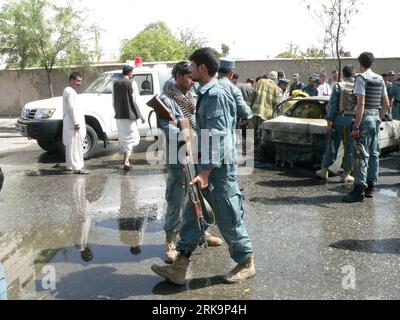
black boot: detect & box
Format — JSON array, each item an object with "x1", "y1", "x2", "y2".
[
  {"x1": 342, "y1": 184, "x2": 365, "y2": 203},
  {"x1": 365, "y1": 181, "x2": 375, "y2": 198}
]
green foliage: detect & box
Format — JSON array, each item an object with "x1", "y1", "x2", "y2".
[
  {"x1": 179, "y1": 27, "x2": 207, "y2": 59},
  {"x1": 276, "y1": 43, "x2": 326, "y2": 59},
  {"x1": 0, "y1": 0, "x2": 101, "y2": 96},
  {"x1": 220, "y1": 43, "x2": 230, "y2": 57},
  {"x1": 303, "y1": 0, "x2": 360, "y2": 73},
  {"x1": 120, "y1": 21, "x2": 186, "y2": 62},
  {"x1": 276, "y1": 43, "x2": 301, "y2": 59}
]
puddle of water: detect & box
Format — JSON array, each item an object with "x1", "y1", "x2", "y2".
[
  {"x1": 24, "y1": 170, "x2": 69, "y2": 177},
  {"x1": 378, "y1": 188, "x2": 399, "y2": 198}
]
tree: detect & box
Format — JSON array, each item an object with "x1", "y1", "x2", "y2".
[
  {"x1": 276, "y1": 43, "x2": 326, "y2": 59},
  {"x1": 0, "y1": 0, "x2": 101, "y2": 97},
  {"x1": 220, "y1": 43, "x2": 230, "y2": 57},
  {"x1": 179, "y1": 27, "x2": 207, "y2": 59},
  {"x1": 120, "y1": 22, "x2": 186, "y2": 62},
  {"x1": 276, "y1": 43, "x2": 301, "y2": 59},
  {"x1": 304, "y1": 0, "x2": 361, "y2": 80}
]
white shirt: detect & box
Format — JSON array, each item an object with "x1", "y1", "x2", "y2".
[
  {"x1": 63, "y1": 86, "x2": 86, "y2": 145},
  {"x1": 318, "y1": 82, "x2": 332, "y2": 96}
]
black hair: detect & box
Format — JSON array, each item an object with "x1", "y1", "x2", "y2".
[
  {"x1": 247, "y1": 77, "x2": 255, "y2": 85},
  {"x1": 358, "y1": 51, "x2": 374, "y2": 69},
  {"x1": 122, "y1": 66, "x2": 133, "y2": 76},
  {"x1": 381, "y1": 73, "x2": 388, "y2": 78},
  {"x1": 130, "y1": 246, "x2": 141, "y2": 256},
  {"x1": 173, "y1": 61, "x2": 192, "y2": 79},
  {"x1": 80, "y1": 247, "x2": 94, "y2": 262},
  {"x1": 342, "y1": 65, "x2": 354, "y2": 78},
  {"x1": 233, "y1": 73, "x2": 239, "y2": 80},
  {"x1": 189, "y1": 47, "x2": 220, "y2": 77},
  {"x1": 69, "y1": 72, "x2": 82, "y2": 81},
  {"x1": 218, "y1": 67, "x2": 230, "y2": 75}
]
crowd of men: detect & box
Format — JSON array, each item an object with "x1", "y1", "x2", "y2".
[{"x1": 59, "y1": 48, "x2": 395, "y2": 286}]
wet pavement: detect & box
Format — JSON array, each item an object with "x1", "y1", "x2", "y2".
[{"x1": 1, "y1": 137, "x2": 400, "y2": 300}]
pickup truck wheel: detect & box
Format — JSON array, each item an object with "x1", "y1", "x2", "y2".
[
  {"x1": 82, "y1": 125, "x2": 98, "y2": 159},
  {"x1": 37, "y1": 139, "x2": 59, "y2": 153},
  {"x1": 57, "y1": 125, "x2": 99, "y2": 160}
]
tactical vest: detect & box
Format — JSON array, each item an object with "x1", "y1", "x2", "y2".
[
  {"x1": 357, "y1": 75, "x2": 384, "y2": 110},
  {"x1": 337, "y1": 80, "x2": 357, "y2": 115}
]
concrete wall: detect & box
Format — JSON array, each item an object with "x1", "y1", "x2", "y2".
[{"x1": 1, "y1": 58, "x2": 399, "y2": 117}]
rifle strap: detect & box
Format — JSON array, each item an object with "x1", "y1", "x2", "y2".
[{"x1": 197, "y1": 187, "x2": 216, "y2": 227}]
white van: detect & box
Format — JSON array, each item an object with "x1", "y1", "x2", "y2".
[{"x1": 16, "y1": 64, "x2": 172, "y2": 159}]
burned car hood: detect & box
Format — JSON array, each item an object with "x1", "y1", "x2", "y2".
[{"x1": 261, "y1": 116, "x2": 327, "y2": 135}]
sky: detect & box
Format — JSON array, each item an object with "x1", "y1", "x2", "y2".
[{"x1": 1, "y1": 0, "x2": 399, "y2": 62}]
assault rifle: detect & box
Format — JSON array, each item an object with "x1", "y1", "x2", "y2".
[
  {"x1": 178, "y1": 119, "x2": 209, "y2": 249},
  {"x1": 352, "y1": 136, "x2": 369, "y2": 161}
]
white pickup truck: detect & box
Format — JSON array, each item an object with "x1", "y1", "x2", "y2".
[{"x1": 16, "y1": 64, "x2": 172, "y2": 159}]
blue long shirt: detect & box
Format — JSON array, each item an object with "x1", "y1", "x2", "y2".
[
  {"x1": 196, "y1": 78, "x2": 240, "y2": 199},
  {"x1": 218, "y1": 76, "x2": 253, "y2": 120}
]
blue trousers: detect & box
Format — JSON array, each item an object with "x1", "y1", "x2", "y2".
[
  {"x1": 164, "y1": 168, "x2": 187, "y2": 233},
  {"x1": 321, "y1": 124, "x2": 354, "y2": 172},
  {"x1": 176, "y1": 185, "x2": 253, "y2": 264},
  {"x1": 392, "y1": 103, "x2": 400, "y2": 120},
  {"x1": 353, "y1": 114, "x2": 381, "y2": 187}
]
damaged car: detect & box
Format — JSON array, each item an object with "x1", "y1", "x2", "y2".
[{"x1": 259, "y1": 96, "x2": 400, "y2": 165}]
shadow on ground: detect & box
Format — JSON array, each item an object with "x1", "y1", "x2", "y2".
[{"x1": 330, "y1": 238, "x2": 400, "y2": 254}]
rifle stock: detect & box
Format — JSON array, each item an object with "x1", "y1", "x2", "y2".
[{"x1": 146, "y1": 95, "x2": 174, "y2": 121}]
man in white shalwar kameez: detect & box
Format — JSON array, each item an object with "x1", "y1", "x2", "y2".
[{"x1": 63, "y1": 72, "x2": 88, "y2": 174}]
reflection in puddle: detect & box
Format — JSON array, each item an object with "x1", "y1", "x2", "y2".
[
  {"x1": 24, "y1": 170, "x2": 70, "y2": 177},
  {"x1": 378, "y1": 188, "x2": 399, "y2": 198},
  {"x1": 0, "y1": 171, "x2": 167, "y2": 299}
]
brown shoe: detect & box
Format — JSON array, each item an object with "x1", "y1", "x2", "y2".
[
  {"x1": 205, "y1": 233, "x2": 223, "y2": 247},
  {"x1": 151, "y1": 254, "x2": 189, "y2": 285},
  {"x1": 224, "y1": 255, "x2": 255, "y2": 284}
]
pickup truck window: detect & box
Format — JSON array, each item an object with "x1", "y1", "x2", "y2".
[
  {"x1": 85, "y1": 73, "x2": 123, "y2": 94},
  {"x1": 158, "y1": 73, "x2": 172, "y2": 93},
  {"x1": 134, "y1": 74, "x2": 154, "y2": 96}
]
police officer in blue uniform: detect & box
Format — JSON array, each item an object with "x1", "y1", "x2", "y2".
[
  {"x1": 343, "y1": 52, "x2": 390, "y2": 203},
  {"x1": 303, "y1": 76, "x2": 319, "y2": 96},
  {"x1": 158, "y1": 61, "x2": 222, "y2": 264},
  {"x1": 217, "y1": 58, "x2": 253, "y2": 126},
  {"x1": 151, "y1": 48, "x2": 255, "y2": 285},
  {"x1": 390, "y1": 73, "x2": 400, "y2": 120},
  {"x1": 316, "y1": 65, "x2": 356, "y2": 182}
]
